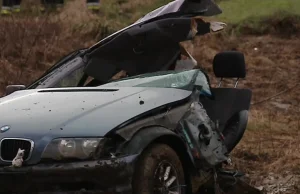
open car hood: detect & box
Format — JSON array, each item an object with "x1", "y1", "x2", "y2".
[{"x1": 84, "y1": 0, "x2": 224, "y2": 83}]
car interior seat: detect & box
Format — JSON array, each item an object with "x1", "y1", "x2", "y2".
[{"x1": 200, "y1": 51, "x2": 252, "y2": 153}]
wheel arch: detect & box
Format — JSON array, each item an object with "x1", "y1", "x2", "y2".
[{"x1": 122, "y1": 126, "x2": 197, "y2": 193}]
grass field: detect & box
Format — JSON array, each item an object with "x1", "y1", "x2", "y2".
[
  {"x1": 216, "y1": 0, "x2": 300, "y2": 23},
  {"x1": 213, "y1": 0, "x2": 300, "y2": 35}
]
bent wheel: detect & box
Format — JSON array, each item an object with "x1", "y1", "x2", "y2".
[{"x1": 133, "y1": 143, "x2": 186, "y2": 194}]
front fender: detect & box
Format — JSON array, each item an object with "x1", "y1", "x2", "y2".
[
  {"x1": 121, "y1": 126, "x2": 176, "y2": 154},
  {"x1": 121, "y1": 126, "x2": 197, "y2": 172}
]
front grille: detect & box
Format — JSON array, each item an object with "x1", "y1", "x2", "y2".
[{"x1": 0, "y1": 139, "x2": 33, "y2": 161}]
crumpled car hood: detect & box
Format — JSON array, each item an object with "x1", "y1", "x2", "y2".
[{"x1": 0, "y1": 87, "x2": 191, "y2": 139}]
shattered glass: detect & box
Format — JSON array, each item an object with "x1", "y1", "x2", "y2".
[{"x1": 195, "y1": 71, "x2": 212, "y2": 97}]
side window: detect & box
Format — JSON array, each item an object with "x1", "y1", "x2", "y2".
[
  {"x1": 52, "y1": 66, "x2": 85, "y2": 88},
  {"x1": 195, "y1": 71, "x2": 212, "y2": 97}
]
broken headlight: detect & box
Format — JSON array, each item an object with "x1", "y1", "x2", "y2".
[{"x1": 42, "y1": 138, "x2": 103, "y2": 160}]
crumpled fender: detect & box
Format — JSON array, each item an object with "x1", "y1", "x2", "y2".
[
  {"x1": 122, "y1": 127, "x2": 189, "y2": 155},
  {"x1": 120, "y1": 126, "x2": 197, "y2": 172}
]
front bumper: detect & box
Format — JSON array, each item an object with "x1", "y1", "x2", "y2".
[{"x1": 0, "y1": 154, "x2": 138, "y2": 194}]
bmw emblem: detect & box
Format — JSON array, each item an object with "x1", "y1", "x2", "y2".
[{"x1": 0, "y1": 125, "x2": 10, "y2": 133}]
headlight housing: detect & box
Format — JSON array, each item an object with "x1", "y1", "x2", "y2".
[{"x1": 42, "y1": 138, "x2": 103, "y2": 160}]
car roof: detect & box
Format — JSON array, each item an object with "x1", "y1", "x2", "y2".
[{"x1": 83, "y1": 0, "x2": 223, "y2": 83}]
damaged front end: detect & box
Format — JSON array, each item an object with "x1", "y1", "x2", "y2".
[
  {"x1": 0, "y1": 154, "x2": 137, "y2": 194},
  {"x1": 107, "y1": 69, "x2": 229, "y2": 170},
  {"x1": 0, "y1": 133, "x2": 142, "y2": 193},
  {"x1": 175, "y1": 89, "x2": 229, "y2": 169}
]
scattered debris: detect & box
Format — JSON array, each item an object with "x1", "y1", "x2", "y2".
[
  {"x1": 256, "y1": 172, "x2": 300, "y2": 194},
  {"x1": 270, "y1": 101, "x2": 291, "y2": 110},
  {"x1": 110, "y1": 153, "x2": 116, "y2": 159},
  {"x1": 256, "y1": 186, "x2": 264, "y2": 191}
]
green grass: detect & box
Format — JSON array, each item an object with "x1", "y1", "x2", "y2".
[
  {"x1": 98, "y1": 0, "x2": 171, "y2": 28},
  {"x1": 216, "y1": 0, "x2": 300, "y2": 24},
  {"x1": 3, "y1": 0, "x2": 300, "y2": 37},
  {"x1": 97, "y1": 0, "x2": 300, "y2": 36},
  {"x1": 213, "y1": 0, "x2": 300, "y2": 35}
]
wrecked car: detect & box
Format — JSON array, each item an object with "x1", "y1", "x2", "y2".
[{"x1": 0, "y1": 0, "x2": 253, "y2": 193}]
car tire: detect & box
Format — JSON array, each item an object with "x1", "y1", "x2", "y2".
[
  {"x1": 132, "y1": 143, "x2": 186, "y2": 194},
  {"x1": 223, "y1": 110, "x2": 249, "y2": 153}
]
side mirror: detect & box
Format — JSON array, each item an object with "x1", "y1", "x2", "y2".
[{"x1": 5, "y1": 85, "x2": 26, "y2": 95}]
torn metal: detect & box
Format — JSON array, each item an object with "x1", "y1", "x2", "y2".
[
  {"x1": 175, "y1": 90, "x2": 228, "y2": 168},
  {"x1": 188, "y1": 18, "x2": 199, "y2": 39},
  {"x1": 210, "y1": 21, "x2": 227, "y2": 33},
  {"x1": 176, "y1": 43, "x2": 198, "y2": 70},
  {"x1": 115, "y1": 101, "x2": 190, "y2": 141},
  {"x1": 116, "y1": 87, "x2": 228, "y2": 168}
]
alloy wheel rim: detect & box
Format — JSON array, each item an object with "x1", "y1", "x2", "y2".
[{"x1": 153, "y1": 160, "x2": 181, "y2": 194}]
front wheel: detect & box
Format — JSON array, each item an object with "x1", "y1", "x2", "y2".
[{"x1": 132, "y1": 143, "x2": 186, "y2": 194}]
